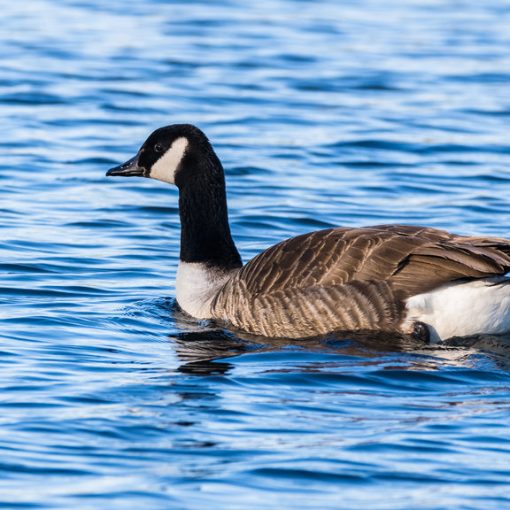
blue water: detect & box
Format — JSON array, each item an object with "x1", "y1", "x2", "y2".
[{"x1": 2, "y1": 1, "x2": 510, "y2": 508}]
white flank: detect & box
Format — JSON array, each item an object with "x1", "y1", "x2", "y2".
[
  {"x1": 175, "y1": 262, "x2": 235, "y2": 319},
  {"x1": 151, "y1": 137, "x2": 188, "y2": 184},
  {"x1": 404, "y1": 276, "x2": 510, "y2": 342}
]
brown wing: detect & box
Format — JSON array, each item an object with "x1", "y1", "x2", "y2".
[
  {"x1": 212, "y1": 225, "x2": 510, "y2": 338},
  {"x1": 234, "y1": 225, "x2": 510, "y2": 298}
]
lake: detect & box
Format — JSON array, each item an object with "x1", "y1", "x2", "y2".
[{"x1": 1, "y1": 1, "x2": 510, "y2": 508}]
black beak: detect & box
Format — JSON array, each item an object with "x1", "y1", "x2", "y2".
[{"x1": 106, "y1": 154, "x2": 144, "y2": 177}]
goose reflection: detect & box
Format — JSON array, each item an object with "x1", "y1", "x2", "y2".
[
  {"x1": 169, "y1": 329, "x2": 252, "y2": 375},
  {"x1": 168, "y1": 305, "x2": 256, "y2": 375},
  {"x1": 169, "y1": 307, "x2": 507, "y2": 375}
]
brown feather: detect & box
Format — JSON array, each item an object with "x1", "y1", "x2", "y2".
[{"x1": 211, "y1": 225, "x2": 510, "y2": 338}]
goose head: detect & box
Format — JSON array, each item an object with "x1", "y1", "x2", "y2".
[
  {"x1": 106, "y1": 123, "x2": 242, "y2": 309},
  {"x1": 106, "y1": 124, "x2": 219, "y2": 186}
]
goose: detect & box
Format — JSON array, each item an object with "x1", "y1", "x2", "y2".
[{"x1": 106, "y1": 124, "x2": 510, "y2": 343}]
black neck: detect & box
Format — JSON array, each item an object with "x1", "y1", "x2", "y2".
[{"x1": 177, "y1": 154, "x2": 242, "y2": 270}]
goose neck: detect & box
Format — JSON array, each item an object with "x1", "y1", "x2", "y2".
[{"x1": 178, "y1": 165, "x2": 241, "y2": 270}]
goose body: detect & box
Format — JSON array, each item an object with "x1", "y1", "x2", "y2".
[{"x1": 107, "y1": 124, "x2": 510, "y2": 343}]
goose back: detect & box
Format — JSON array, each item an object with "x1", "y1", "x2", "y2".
[{"x1": 211, "y1": 225, "x2": 510, "y2": 338}]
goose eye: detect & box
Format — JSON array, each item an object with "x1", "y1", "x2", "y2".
[{"x1": 154, "y1": 143, "x2": 163, "y2": 153}]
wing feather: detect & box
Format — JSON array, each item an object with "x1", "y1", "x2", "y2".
[{"x1": 212, "y1": 225, "x2": 510, "y2": 337}]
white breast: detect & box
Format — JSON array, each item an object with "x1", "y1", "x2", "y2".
[
  {"x1": 175, "y1": 262, "x2": 235, "y2": 319},
  {"x1": 405, "y1": 276, "x2": 510, "y2": 342}
]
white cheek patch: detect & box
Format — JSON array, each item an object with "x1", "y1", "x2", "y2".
[{"x1": 150, "y1": 137, "x2": 189, "y2": 184}]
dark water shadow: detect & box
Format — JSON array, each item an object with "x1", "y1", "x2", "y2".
[{"x1": 441, "y1": 334, "x2": 510, "y2": 370}]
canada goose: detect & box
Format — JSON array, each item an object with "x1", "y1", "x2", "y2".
[{"x1": 107, "y1": 124, "x2": 510, "y2": 343}]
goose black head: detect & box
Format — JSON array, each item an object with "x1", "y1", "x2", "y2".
[{"x1": 106, "y1": 124, "x2": 217, "y2": 187}]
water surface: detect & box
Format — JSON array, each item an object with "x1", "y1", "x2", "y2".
[{"x1": 2, "y1": 1, "x2": 510, "y2": 508}]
